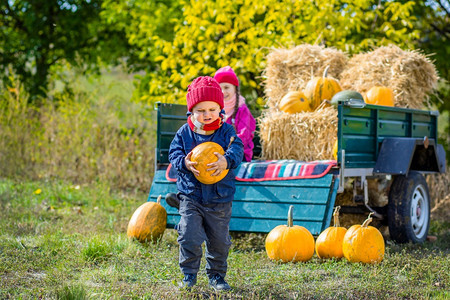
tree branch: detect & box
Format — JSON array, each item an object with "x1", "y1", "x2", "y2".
[
  {"x1": 429, "y1": 21, "x2": 450, "y2": 39},
  {"x1": 437, "y1": 0, "x2": 450, "y2": 16},
  {"x1": 3, "y1": 1, "x2": 29, "y2": 35}
]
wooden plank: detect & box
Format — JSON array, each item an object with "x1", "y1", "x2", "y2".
[
  {"x1": 163, "y1": 215, "x2": 325, "y2": 235},
  {"x1": 229, "y1": 218, "x2": 325, "y2": 235},
  {"x1": 151, "y1": 171, "x2": 334, "y2": 204},
  {"x1": 230, "y1": 201, "x2": 328, "y2": 220},
  {"x1": 147, "y1": 169, "x2": 338, "y2": 235}
]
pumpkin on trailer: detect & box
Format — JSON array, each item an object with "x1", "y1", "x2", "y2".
[
  {"x1": 342, "y1": 213, "x2": 385, "y2": 264},
  {"x1": 127, "y1": 195, "x2": 167, "y2": 243},
  {"x1": 364, "y1": 86, "x2": 395, "y2": 106},
  {"x1": 265, "y1": 205, "x2": 315, "y2": 262},
  {"x1": 304, "y1": 65, "x2": 342, "y2": 110},
  {"x1": 315, "y1": 206, "x2": 347, "y2": 259},
  {"x1": 279, "y1": 91, "x2": 312, "y2": 114},
  {"x1": 330, "y1": 90, "x2": 365, "y2": 107},
  {"x1": 190, "y1": 141, "x2": 229, "y2": 184}
]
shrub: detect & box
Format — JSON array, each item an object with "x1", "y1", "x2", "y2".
[{"x1": 0, "y1": 69, "x2": 156, "y2": 191}]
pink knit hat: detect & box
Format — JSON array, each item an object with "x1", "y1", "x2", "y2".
[
  {"x1": 186, "y1": 76, "x2": 224, "y2": 112},
  {"x1": 214, "y1": 66, "x2": 239, "y2": 87}
]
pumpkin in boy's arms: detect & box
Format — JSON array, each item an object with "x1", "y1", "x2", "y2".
[
  {"x1": 127, "y1": 195, "x2": 167, "y2": 243},
  {"x1": 191, "y1": 142, "x2": 228, "y2": 184}
]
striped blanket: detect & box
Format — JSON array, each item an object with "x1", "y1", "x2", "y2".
[{"x1": 165, "y1": 160, "x2": 336, "y2": 182}]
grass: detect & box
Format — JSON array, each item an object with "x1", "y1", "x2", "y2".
[{"x1": 0, "y1": 178, "x2": 449, "y2": 299}]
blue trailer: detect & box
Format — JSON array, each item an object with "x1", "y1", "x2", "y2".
[{"x1": 147, "y1": 100, "x2": 446, "y2": 243}]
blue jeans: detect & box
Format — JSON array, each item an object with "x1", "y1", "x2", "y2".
[{"x1": 176, "y1": 195, "x2": 232, "y2": 279}]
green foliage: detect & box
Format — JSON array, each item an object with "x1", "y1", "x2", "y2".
[
  {"x1": 0, "y1": 0, "x2": 129, "y2": 100},
  {"x1": 55, "y1": 285, "x2": 88, "y2": 300},
  {"x1": 0, "y1": 68, "x2": 156, "y2": 191},
  {"x1": 405, "y1": 0, "x2": 450, "y2": 159},
  {"x1": 100, "y1": 0, "x2": 184, "y2": 103},
  {"x1": 82, "y1": 235, "x2": 128, "y2": 263},
  {"x1": 0, "y1": 71, "x2": 41, "y2": 177},
  {"x1": 105, "y1": 0, "x2": 420, "y2": 110},
  {"x1": 408, "y1": 1, "x2": 450, "y2": 82}
]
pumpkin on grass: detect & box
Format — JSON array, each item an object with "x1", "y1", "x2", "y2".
[
  {"x1": 304, "y1": 65, "x2": 342, "y2": 110},
  {"x1": 279, "y1": 91, "x2": 312, "y2": 113},
  {"x1": 127, "y1": 195, "x2": 167, "y2": 243},
  {"x1": 190, "y1": 141, "x2": 229, "y2": 184},
  {"x1": 315, "y1": 206, "x2": 347, "y2": 259},
  {"x1": 265, "y1": 205, "x2": 315, "y2": 262},
  {"x1": 364, "y1": 86, "x2": 395, "y2": 106},
  {"x1": 342, "y1": 213, "x2": 385, "y2": 263}
]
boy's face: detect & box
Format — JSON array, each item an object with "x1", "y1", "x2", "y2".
[
  {"x1": 219, "y1": 82, "x2": 236, "y2": 102},
  {"x1": 191, "y1": 101, "x2": 221, "y2": 124}
]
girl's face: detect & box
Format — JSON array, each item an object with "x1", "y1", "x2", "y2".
[
  {"x1": 191, "y1": 101, "x2": 221, "y2": 125},
  {"x1": 219, "y1": 82, "x2": 236, "y2": 102}
]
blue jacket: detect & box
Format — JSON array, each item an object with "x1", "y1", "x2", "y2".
[{"x1": 168, "y1": 122, "x2": 244, "y2": 204}]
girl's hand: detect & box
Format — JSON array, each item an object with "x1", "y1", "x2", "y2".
[
  {"x1": 185, "y1": 152, "x2": 200, "y2": 176},
  {"x1": 207, "y1": 153, "x2": 228, "y2": 176}
]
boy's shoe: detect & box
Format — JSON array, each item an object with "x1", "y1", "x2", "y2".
[
  {"x1": 179, "y1": 273, "x2": 197, "y2": 290},
  {"x1": 165, "y1": 193, "x2": 180, "y2": 210},
  {"x1": 209, "y1": 274, "x2": 231, "y2": 291}
]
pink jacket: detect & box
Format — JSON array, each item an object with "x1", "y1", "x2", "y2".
[{"x1": 226, "y1": 103, "x2": 256, "y2": 162}]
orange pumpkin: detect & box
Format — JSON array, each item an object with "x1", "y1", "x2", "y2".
[
  {"x1": 279, "y1": 91, "x2": 312, "y2": 113},
  {"x1": 127, "y1": 195, "x2": 167, "y2": 243},
  {"x1": 304, "y1": 66, "x2": 342, "y2": 110},
  {"x1": 315, "y1": 206, "x2": 347, "y2": 259},
  {"x1": 191, "y1": 141, "x2": 228, "y2": 184},
  {"x1": 265, "y1": 205, "x2": 315, "y2": 262},
  {"x1": 364, "y1": 86, "x2": 395, "y2": 106},
  {"x1": 342, "y1": 213, "x2": 385, "y2": 263}
]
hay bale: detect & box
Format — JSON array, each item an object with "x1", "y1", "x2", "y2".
[
  {"x1": 430, "y1": 194, "x2": 450, "y2": 223},
  {"x1": 339, "y1": 45, "x2": 438, "y2": 109},
  {"x1": 264, "y1": 44, "x2": 348, "y2": 109},
  {"x1": 258, "y1": 104, "x2": 337, "y2": 161},
  {"x1": 427, "y1": 172, "x2": 450, "y2": 209}
]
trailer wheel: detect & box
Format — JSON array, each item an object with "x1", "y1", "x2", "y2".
[{"x1": 388, "y1": 172, "x2": 430, "y2": 243}]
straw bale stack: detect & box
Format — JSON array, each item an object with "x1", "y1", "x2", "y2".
[
  {"x1": 259, "y1": 44, "x2": 439, "y2": 161},
  {"x1": 426, "y1": 172, "x2": 450, "y2": 208},
  {"x1": 258, "y1": 104, "x2": 337, "y2": 161},
  {"x1": 264, "y1": 44, "x2": 348, "y2": 109},
  {"x1": 430, "y1": 194, "x2": 450, "y2": 223},
  {"x1": 339, "y1": 45, "x2": 438, "y2": 109}
]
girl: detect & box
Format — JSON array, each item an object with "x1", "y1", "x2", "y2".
[{"x1": 214, "y1": 66, "x2": 256, "y2": 162}]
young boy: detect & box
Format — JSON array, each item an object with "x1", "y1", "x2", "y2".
[{"x1": 168, "y1": 76, "x2": 244, "y2": 291}]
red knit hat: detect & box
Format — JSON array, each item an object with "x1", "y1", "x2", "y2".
[
  {"x1": 214, "y1": 66, "x2": 239, "y2": 87},
  {"x1": 186, "y1": 76, "x2": 224, "y2": 112}
]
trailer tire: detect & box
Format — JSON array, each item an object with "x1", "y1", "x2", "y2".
[{"x1": 388, "y1": 172, "x2": 430, "y2": 243}]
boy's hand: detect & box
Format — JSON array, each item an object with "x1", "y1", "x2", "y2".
[
  {"x1": 207, "y1": 153, "x2": 228, "y2": 176},
  {"x1": 185, "y1": 152, "x2": 200, "y2": 176}
]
